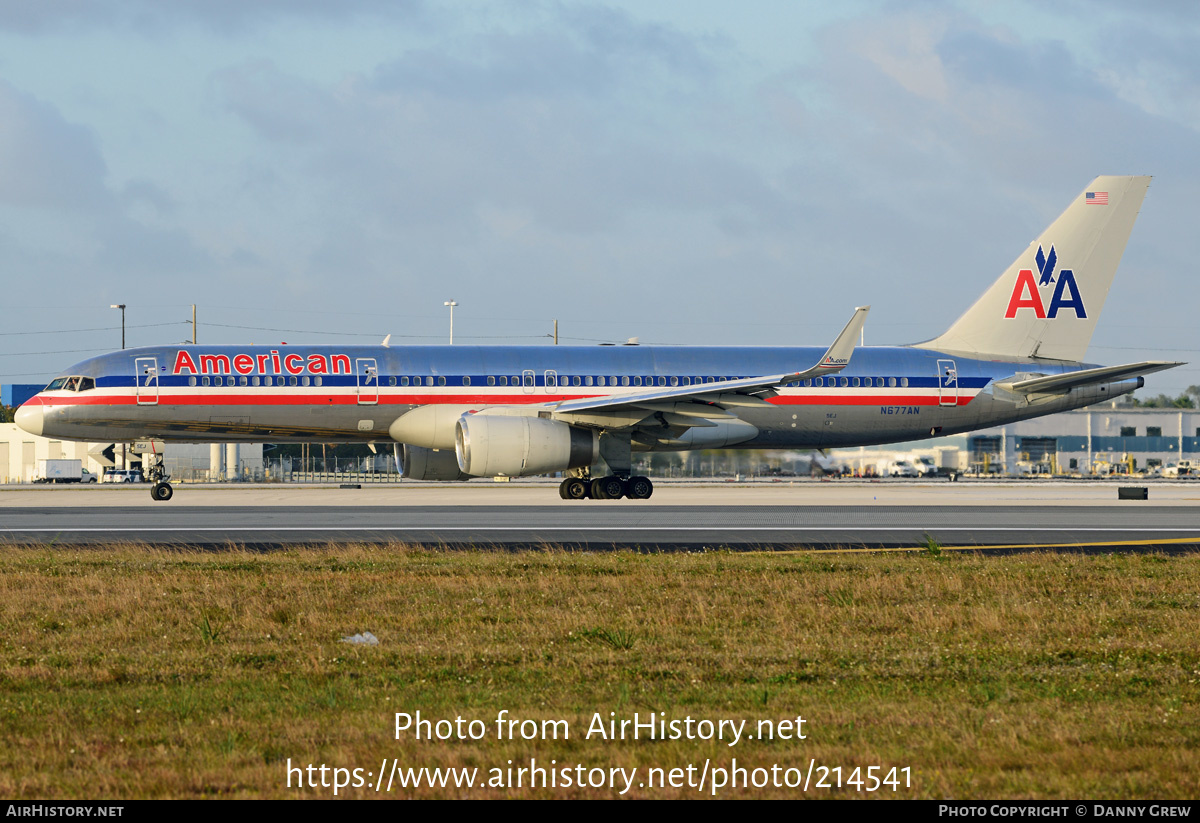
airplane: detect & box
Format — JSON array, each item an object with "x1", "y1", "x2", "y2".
[{"x1": 15, "y1": 175, "x2": 1182, "y2": 502}]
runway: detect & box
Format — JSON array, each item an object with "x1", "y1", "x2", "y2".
[{"x1": 1, "y1": 481, "x2": 1198, "y2": 551}]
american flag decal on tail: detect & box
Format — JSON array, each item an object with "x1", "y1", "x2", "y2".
[{"x1": 1086, "y1": 191, "x2": 1108, "y2": 205}]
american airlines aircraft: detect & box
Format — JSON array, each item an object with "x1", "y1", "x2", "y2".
[{"x1": 15, "y1": 176, "x2": 1181, "y2": 502}]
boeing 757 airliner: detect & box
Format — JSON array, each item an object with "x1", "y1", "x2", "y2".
[{"x1": 15, "y1": 176, "x2": 1181, "y2": 501}]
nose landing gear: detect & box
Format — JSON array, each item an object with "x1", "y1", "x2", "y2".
[{"x1": 139, "y1": 450, "x2": 173, "y2": 502}]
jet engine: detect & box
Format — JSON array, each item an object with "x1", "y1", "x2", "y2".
[
  {"x1": 455, "y1": 414, "x2": 598, "y2": 477},
  {"x1": 399, "y1": 444, "x2": 471, "y2": 481}
]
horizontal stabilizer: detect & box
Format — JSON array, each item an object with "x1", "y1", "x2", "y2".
[{"x1": 995, "y1": 361, "x2": 1184, "y2": 395}]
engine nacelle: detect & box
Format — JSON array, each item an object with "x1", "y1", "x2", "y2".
[
  {"x1": 455, "y1": 414, "x2": 598, "y2": 477},
  {"x1": 389, "y1": 405, "x2": 479, "y2": 450},
  {"x1": 400, "y1": 444, "x2": 471, "y2": 481}
]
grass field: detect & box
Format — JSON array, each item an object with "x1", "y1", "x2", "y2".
[{"x1": 0, "y1": 545, "x2": 1197, "y2": 799}]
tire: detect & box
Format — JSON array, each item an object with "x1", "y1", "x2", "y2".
[
  {"x1": 558, "y1": 479, "x2": 570, "y2": 499},
  {"x1": 590, "y1": 478, "x2": 608, "y2": 500},
  {"x1": 598, "y1": 476, "x2": 626, "y2": 500},
  {"x1": 151, "y1": 482, "x2": 173, "y2": 502},
  {"x1": 564, "y1": 478, "x2": 589, "y2": 500},
  {"x1": 626, "y1": 476, "x2": 653, "y2": 500}
]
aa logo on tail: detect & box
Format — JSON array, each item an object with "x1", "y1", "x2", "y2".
[{"x1": 1004, "y1": 244, "x2": 1086, "y2": 319}]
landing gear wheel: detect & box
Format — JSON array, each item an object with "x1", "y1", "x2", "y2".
[
  {"x1": 564, "y1": 478, "x2": 589, "y2": 500},
  {"x1": 151, "y1": 482, "x2": 173, "y2": 502},
  {"x1": 626, "y1": 476, "x2": 653, "y2": 500},
  {"x1": 592, "y1": 475, "x2": 626, "y2": 500},
  {"x1": 558, "y1": 479, "x2": 570, "y2": 499}
]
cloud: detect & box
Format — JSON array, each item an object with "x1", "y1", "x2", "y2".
[
  {"x1": 0, "y1": 0, "x2": 423, "y2": 35},
  {"x1": 0, "y1": 80, "x2": 112, "y2": 209}
]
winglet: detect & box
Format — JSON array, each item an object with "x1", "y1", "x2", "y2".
[{"x1": 779, "y1": 306, "x2": 870, "y2": 384}]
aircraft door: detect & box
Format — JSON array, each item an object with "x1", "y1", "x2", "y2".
[
  {"x1": 356, "y1": 358, "x2": 379, "y2": 405},
  {"x1": 522, "y1": 369, "x2": 535, "y2": 395},
  {"x1": 544, "y1": 370, "x2": 558, "y2": 395},
  {"x1": 937, "y1": 359, "x2": 958, "y2": 407},
  {"x1": 135, "y1": 357, "x2": 159, "y2": 406}
]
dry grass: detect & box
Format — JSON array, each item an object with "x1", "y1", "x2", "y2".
[{"x1": 0, "y1": 545, "x2": 1197, "y2": 798}]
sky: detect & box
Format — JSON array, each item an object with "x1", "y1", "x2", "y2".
[{"x1": 1, "y1": 0, "x2": 1198, "y2": 394}]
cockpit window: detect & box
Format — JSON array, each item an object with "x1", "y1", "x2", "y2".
[
  {"x1": 78, "y1": 377, "x2": 95, "y2": 391},
  {"x1": 46, "y1": 377, "x2": 68, "y2": 391},
  {"x1": 64, "y1": 377, "x2": 81, "y2": 392}
]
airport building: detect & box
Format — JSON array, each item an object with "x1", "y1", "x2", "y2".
[
  {"x1": 964, "y1": 401, "x2": 1200, "y2": 475},
  {"x1": 0, "y1": 424, "x2": 263, "y2": 484},
  {"x1": 829, "y1": 399, "x2": 1200, "y2": 477}
]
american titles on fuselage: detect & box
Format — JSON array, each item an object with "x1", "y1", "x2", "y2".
[{"x1": 171, "y1": 350, "x2": 352, "y2": 376}]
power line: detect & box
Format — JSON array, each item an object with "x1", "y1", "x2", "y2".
[
  {"x1": 0, "y1": 347, "x2": 111, "y2": 358},
  {"x1": 0, "y1": 322, "x2": 187, "y2": 337}
]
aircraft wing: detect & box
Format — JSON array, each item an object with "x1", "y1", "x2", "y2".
[
  {"x1": 997, "y1": 361, "x2": 1184, "y2": 395},
  {"x1": 547, "y1": 306, "x2": 870, "y2": 418}
]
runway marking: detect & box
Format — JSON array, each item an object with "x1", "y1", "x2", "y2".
[
  {"x1": 750, "y1": 535, "x2": 1200, "y2": 555},
  {"x1": 2, "y1": 527, "x2": 1200, "y2": 534}
]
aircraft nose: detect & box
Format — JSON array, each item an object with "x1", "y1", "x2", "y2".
[{"x1": 14, "y1": 403, "x2": 43, "y2": 437}]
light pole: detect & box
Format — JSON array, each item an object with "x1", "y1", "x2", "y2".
[
  {"x1": 110, "y1": 304, "x2": 126, "y2": 349},
  {"x1": 110, "y1": 304, "x2": 126, "y2": 472},
  {"x1": 443, "y1": 299, "x2": 457, "y2": 344}
]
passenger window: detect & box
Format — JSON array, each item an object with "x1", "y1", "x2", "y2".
[
  {"x1": 241, "y1": 376, "x2": 250, "y2": 386},
  {"x1": 437, "y1": 376, "x2": 446, "y2": 386},
  {"x1": 523, "y1": 374, "x2": 534, "y2": 387},
  {"x1": 852, "y1": 377, "x2": 860, "y2": 387},
  {"x1": 633, "y1": 377, "x2": 642, "y2": 386},
  {"x1": 202, "y1": 377, "x2": 211, "y2": 387},
  {"x1": 585, "y1": 376, "x2": 593, "y2": 386},
  {"x1": 301, "y1": 376, "x2": 310, "y2": 387},
  {"x1": 814, "y1": 377, "x2": 823, "y2": 387},
  {"x1": 487, "y1": 376, "x2": 495, "y2": 386},
  {"x1": 463, "y1": 376, "x2": 471, "y2": 386},
  {"x1": 251, "y1": 376, "x2": 260, "y2": 387},
  {"x1": 388, "y1": 376, "x2": 396, "y2": 386},
  {"x1": 314, "y1": 376, "x2": 322, "y2": 387},
  {"x1": 622, "y1": 376, "x2": 630, "y2": 386},
  {"x1": 214, "y1": 376, "x2": 223, "y2": 387},
  {"x1": 888, "y1": 377, "x2": 897, "y2": 388},
  {"x1": 901, "y1": 377, "x2": 909, "y2": 388},
  {"x1": 426, "y1": 377, "x2": 434, "y2": 387},
  {"x1": 670, "y1": 376, "x2": 678, "y2": 387},
  {"x1": 188, "y1": 376, "x2": 197, "y2": 387},
  {"x1": 682, "y1": 377, "x2": 690, "y2": 386},
  {"x1": 498, "y1": 376, "x2": 507, "y2": 386},
  {"x1": 840, "y1": 377, "x2": 848, "y2": 387},
  {"x1": 400, "y1": 376, "x2": 409, "y2": 386},
  {"x1": 289, "y1": 376, "x2": 299, "y2": 387},
  {"x1": 804, "y1": 379, "x2": 812, "y2": 387},
  {"x1": 560, "y1": 375, "x2": 569, "y2": 386},
  {"x1": 658, "y1": 376, "x2": 667, "y2": 386}
]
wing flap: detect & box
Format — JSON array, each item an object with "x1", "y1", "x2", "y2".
[{"x1": 548, "y1": 306, "x2": 870, "y2": 417}]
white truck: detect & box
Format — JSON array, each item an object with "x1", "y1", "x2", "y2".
[{"x1": 33, "y1": 459, "x2": 97, "y2": 484}]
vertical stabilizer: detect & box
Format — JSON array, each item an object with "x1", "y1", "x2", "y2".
[{"x1": 916, "y1": 175, "x2": 1150, "y2": 362}]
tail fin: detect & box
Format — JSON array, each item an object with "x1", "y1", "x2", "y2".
[{"x1": 916, "y1": 175, "x2": 1150, "y2": 362}]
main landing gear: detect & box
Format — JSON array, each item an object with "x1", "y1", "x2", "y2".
[{"x1": 558, "y1": 474, "x2": 654, "y2": 500}]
